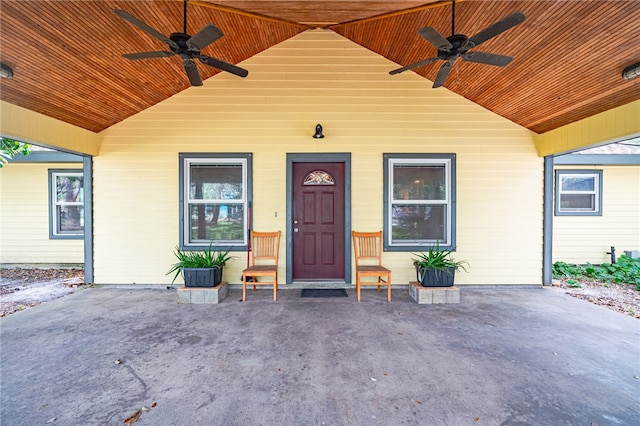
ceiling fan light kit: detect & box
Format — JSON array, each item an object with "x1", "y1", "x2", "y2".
[
  {"x1": 0, "y1": 63, "x2": 13, "y2": 79},
  {"x1": 114, "y1": 0, "x2": 248, "y2": 87},
  {"x1": 622, "y1": 63, "x2": 640, "y2": 81},
  {"x1": 389, "y1": 0, "x2": 525, "y2": 88}
]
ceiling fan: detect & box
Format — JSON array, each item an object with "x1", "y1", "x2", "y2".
[
  {"x1": 114, "y1": 0, "x2": 248, "y2": 86},
  {"x1": 390, "y1": 0, "x2": 525, "y2": 88}
]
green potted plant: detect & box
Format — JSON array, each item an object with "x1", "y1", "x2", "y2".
[
  {"x1": 167, "y1": 243, "x2": 235, "y2": 287},
  {"x1": 412, "y1": 244, "x2": 469, "y2": 287}
]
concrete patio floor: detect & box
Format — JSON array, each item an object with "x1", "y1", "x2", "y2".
[{"x1": 1, "y1": 286, "x2": 639, "y2": 425}]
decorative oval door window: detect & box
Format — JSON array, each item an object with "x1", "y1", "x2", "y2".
[{"x1": 303, "y1": 170, "x2": 335, "y2": 186}]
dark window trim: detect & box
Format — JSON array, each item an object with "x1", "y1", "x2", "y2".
[
  {"x1": 48, "y1": 168, "x2": 84, "y2": 239},
  {"x1": 178, "y1": 153, "x2": 252, "y2": 251},
  {"x1": 554, "y1": 169, "x2": 603, "y2": 216},
  {"x1": 383, "y1": 153, "x2": 456, "y2": 252}
]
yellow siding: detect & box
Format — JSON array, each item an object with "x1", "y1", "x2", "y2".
[
  {"x1": 0, "y1": 101, "x2": 101, "y2": 155},
  {"x1": 95, "y1": 29, "x2": 542, "y2": 285},
  {"x1": 0, "y1": 163, "x2": 84, "y2": 264},
  {"x1": 553, "y1": 165, "x2": 640, "y2": 264},
  {"x1": 535, "y1": 100, "x2": 640, "y2": 157}
]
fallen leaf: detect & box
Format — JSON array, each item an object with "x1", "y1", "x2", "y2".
[
  {"x1": 124, "y1": 409, "x2": 141, "y2": 426},
  {"x1": 141, "y1": 406, "x2": 150, "y2": 412},
  {"x1": 46, "y1": 418, "x2": 56, "y2": 424},
  {"x1": 151, "y1": 402, "x2": 157, "y2": 408},
  {"x1": 415, "y1": 400, "x2": 422, "y2": 404},
  {"x1": 475, "y1": 417, "x2": 480, "y2": 422},
  {"x1": 114, "y1": 359, "x2": 121, "y2": 365}
]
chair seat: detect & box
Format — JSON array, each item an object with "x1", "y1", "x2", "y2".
[
  {"x1": 355, "y1": 265, "x2": 391, "y2": 274},
  {"x1": 243, "y1": 265, "x2": 277, "y2": 274}
]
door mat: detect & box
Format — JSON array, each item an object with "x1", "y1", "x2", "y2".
[{"x1": 300, "y1": 288, "x2": 349, "y2": 298}]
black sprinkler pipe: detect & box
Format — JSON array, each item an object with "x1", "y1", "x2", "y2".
[{"x1": 606, "y1": 246, "x2": 616, "y2": 264}]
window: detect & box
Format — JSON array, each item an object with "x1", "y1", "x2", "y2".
[
  {"x1": 303, "y1": 170, "x2": 335, "y2": 186},
  {"x1": 384, "y1": 154, "x2": 456, "y2": 251},
  {"x1": 49, "y1": 170, "x2": 84, "y2": 239},
  {"x1": 179, "y1": 154, "x2": 252, "y2": 249},
  {"x1": 555, "y1": 170, "x2": 602, "y2": 216}
]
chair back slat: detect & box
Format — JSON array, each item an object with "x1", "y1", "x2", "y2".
[
  {"x1": 352, "y1": 231, "x2": 383, "y2": 266},
  {"x1": 251, "y1": 231, "x2": 281, "y2": 265}
]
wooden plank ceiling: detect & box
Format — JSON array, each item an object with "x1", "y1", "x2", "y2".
[{"x1": 1, "y1": 0, "x2": 639, "y2": 134}]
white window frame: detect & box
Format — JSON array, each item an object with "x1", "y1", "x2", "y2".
[
  {"x1": 555, "y1": 170, "x2": 603, "y2": 216},
  {"x1": 384, "y1": 154, "x2": 456, "y2": 251},
  {"x1": 180, "y1": 154, "x2": 251, "y2": 249},
  {"x1": 49, "y1": 170, "x2": 84, "y2": 239}
]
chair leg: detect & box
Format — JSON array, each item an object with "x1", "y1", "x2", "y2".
[
  {"x1": 387, "y1": 274, "x2": 391, "y2": 302},
  {"x1": 273, "y1": 273, "x2": 277, "y2": 302},
  {"x1": 356, "y1": 274, "x2": 361, "y2": 302},
  {"x1": 242, "y1": 274, "x2": 247, "y2": 302}
]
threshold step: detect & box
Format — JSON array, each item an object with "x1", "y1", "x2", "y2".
[{"x1": 288, "y1": 281, "x2": 351, "y2": 289}]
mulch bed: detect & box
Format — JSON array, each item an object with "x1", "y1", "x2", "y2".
[
  {"x1": 0, "y1": 268, "x2": 84, "y2": 294},
  {"x1": 0, "y1": 268, "x2": 85, "y2": 316},
  {"x1": 553, "y1": 278, "x2": 640, "y2": 319}
]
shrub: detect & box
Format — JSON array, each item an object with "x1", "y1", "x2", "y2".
[{"x1": 553, "y1": 255, "x2": 640, "y2": 291}]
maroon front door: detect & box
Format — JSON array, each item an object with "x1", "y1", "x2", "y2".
[{"x1": 292, "y1": 162, "x2": 345, "y2": 280}]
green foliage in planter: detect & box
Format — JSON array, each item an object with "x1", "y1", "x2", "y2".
[
  {"x1": 166, "y1": 243, "x2": 235, "y2": 283},
  {"x1": 553, "y1": 255, "x2": 640, "y2": 290},
  {"x1": 412, "y1": 243, "x2": 469, "y2": 272}
]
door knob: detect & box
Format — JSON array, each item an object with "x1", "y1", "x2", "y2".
[{"x1": 294, "y1": 227, "x2": 299, "y2": 232}]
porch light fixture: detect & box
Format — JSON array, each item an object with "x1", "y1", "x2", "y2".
[
  {"x1": 313, "y1": 124, "x2": 324, "y2": 139},
  {"x1": 0, "y1": 63, "x2": 13, "y2": 79},
  {"x1": 622, "y1": 62, "x2": 640, "y2": 80}
]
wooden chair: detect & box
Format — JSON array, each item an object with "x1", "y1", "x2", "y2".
[
  {"x1": 352, "y1": 230, "x2": 392, "y2": 302},
  {"x1": 242, "y1": 231, "x2": 281, "y2": 301}
]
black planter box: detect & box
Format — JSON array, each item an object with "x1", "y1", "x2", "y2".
[
  {"x1": 416, "y1": 266, "x2": 455, "y2": 287},
  {"x1": 183, "y1": 267, "x2": 222, "y2": 287}
]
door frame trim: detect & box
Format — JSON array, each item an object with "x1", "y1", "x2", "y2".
[{"x1": 286, "y1": 153, "x2": 352, "y2": 284}]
